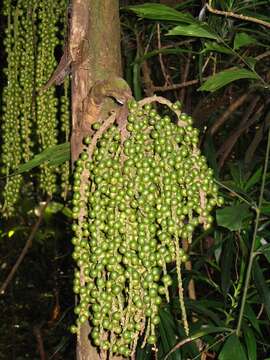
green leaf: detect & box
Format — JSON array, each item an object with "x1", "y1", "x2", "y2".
[
  {"x1": 234, "y1": 32, "x2": 257, "y2": 50},
  {"x1": 125, "y1": 3, "x2": 195, "y2": 23},
  {"x1": 168, "y1": 24, "x2": 219, "y2": 40},
  {"x1": 244, "y1": 57, "x2": 257, "y2": 70},
  {"x1": 243, "y1": 326, "x2": 257, "y2": 360},
  {"x1": 244, "y1": 304, "x2": 262, "y2": 336},
  {"x1": 14, "y1": 142, "x2": 70, "y2": 174},
  {"x1": 203, "y1": 42, "x2": 234, "y2": 55},
  {"x1": 244, "y1": 167, "x2": 262, "y2": 191},
  {"x1": 46, "y1": 202, "x2": 64, "y2": 215},
  {"x1": 218, "y1": 334, "x2": 247, "y2": 360},
  {"x1": 253, "y1": 260, "x2": 270, "y2": 320},
  {"x1": 261, "y1": 204, "x2": 270, "y2": 215},
  {"x1": 198, "y1": 69, "x2": 259, "y2": 92},
  {"x1": 216, "y1": 204, "x2": 250, "y2": 231}
]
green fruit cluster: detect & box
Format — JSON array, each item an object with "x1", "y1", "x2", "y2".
[
  {"x1": 70, "y1": 99, "x2": 223, "y2": 357},
  {"x1": 1, "y1": 0, "x2": 27, "y2": 216},
  {"x1": 1, "y1": 0, "x2": 69, "y2": 216},
  {"x1": 35, "y1": 0, "x2": 60, "y2": 195}
]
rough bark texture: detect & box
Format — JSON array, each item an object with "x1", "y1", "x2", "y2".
[{"x1": 70, "y1": 1, "x2": 124, "y2": 359}]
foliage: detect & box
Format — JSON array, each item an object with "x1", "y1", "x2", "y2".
[{"x1": 0, "y1": 0, "x2": 270, "y2": 359}]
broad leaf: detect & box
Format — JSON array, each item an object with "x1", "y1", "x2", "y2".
[
  {"x1": 216, "y1": 204, "x2": 250, "y2": 231},
  {"x1": 198, "y1": 69, "x2": 259, "y2": 92},
  {"x1": 125, "y1": 3, "x2": 195, "y2": 23},
  {"x1": 234, "y1": 32, "x2": 257, "y2": 50},
  {"x1": 168, "y1": 24, "x2": 219, "y2": 40},
  {"x1": 218, "y1": 334, "x2": 247, "y2": 360}
]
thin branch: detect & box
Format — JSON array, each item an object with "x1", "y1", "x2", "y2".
[
  {"x1": 157, "y1": 23, "x2": 171, "y2": 86},
  {"x1": 214, "y1": 179, "x2": 254, "y2": 208},
  {"x1": 255, "y1": 50, "x2": 270, "y2": 61},
  {"x1": 210, "y1": 93, "x2": 249, "y2": 135},
  {"x1": 206, "y1": 2, "x2": 270, "y2": 29},
  {"x1": 33, "y1": 325, "x2": 47, "y2": 360},
  {"x1": 151, "y1": 51, "x2": 270, "y2": 93},
  {"x1": 0, "y1": 199, "x2": 50, "y2": 295},
  {"x1": 244, "y1": 111, "x2": 270, "y2": 165},
  {"x1": 217, "y1": 96, "x2": 261, "y2": 167},
  {"x1": 137, "y1": 32, "x2": 155, "y2": 97},
  {"x1": 153, "y1": 78, "x2": 200, "y2": 92},
  {"x1": 180, "y1": 52, "x2": 192, "y2": 104}
]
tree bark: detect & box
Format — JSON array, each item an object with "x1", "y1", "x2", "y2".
[{"x1": 70, "y1": 1, "x2": 124, "y2": 359}]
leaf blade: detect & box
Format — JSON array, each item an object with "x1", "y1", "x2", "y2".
[
  {"x1": 168, "y1": 24, "x2": 219, "y2": 40},
  {"x1": 234, "y1": 32, "x2": 257, "y2": 50},
  {"x1": 216, "y1": 204, "x2": 251, "y2": 231},
  {"x1": 198, "y1": 69, "x2": 259, "y2": 92},
  {"x1": 218, "y1": 334, "x2": 247, "y2": 360},
  {"x1": 125, "y1": 3, "x2": 195, "y2": 23}
]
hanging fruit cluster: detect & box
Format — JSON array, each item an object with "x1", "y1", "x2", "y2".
[
  {"x1": 70, "y1": 98, "x2": 223, "y2": 358},
  {"x1": 1, "y1": 0, "x2": 69, "y2": 216}
]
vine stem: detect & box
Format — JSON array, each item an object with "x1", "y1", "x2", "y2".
[{"x1": 236, "y1": 128, "x2": 270, "y2": 336}]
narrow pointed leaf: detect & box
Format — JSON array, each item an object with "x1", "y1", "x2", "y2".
[
  {"x1": 14, "y1": 142, "x2": 70, "y2": 174},
  {"x1": 125, "y1": 3, "x2": 195, "y2": 23},
  {"x1": 168, "y1": 24, "x2": 219, "y2": 40},
  {"x1": 243, "y1": 326, "x2": 257, "y2": 360},
  {"x1": 244, "y1": 167, "x2": 262, "y2": 191},
  {"x1": 244, "y1": 304, "x2": 262, "y2": 336},
  {"x1": 198, "y1": 69, "x2": 259, "y2": 92}
]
